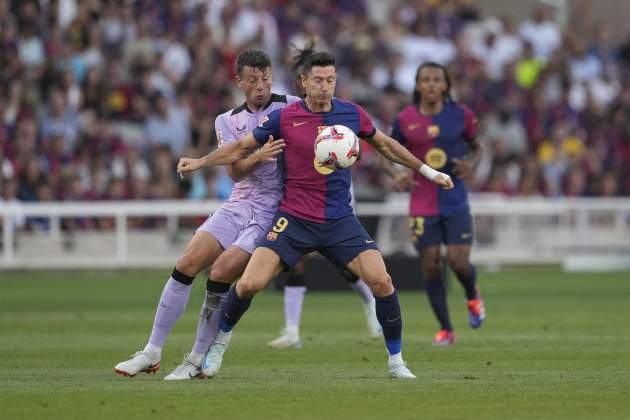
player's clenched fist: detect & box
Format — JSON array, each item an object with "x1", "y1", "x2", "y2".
[
  {"x1": 177, "y1": 157, "x2": 203, "y2": 176},
  {"x1": 419, "y1": 164, "x2": 454, "y2": 190},
  {"x1": 434, "y1": 173, "x2": 454, "y2": 190}
]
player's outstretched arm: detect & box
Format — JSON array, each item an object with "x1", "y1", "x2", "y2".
[
  {"x1": 365, "y1": 130, "x2": 453, "y2": 190},
  {"x1": 227, "y1": 136, "x2": 282, "y2": 182},
  {"x1": 177, "y1": 134, "x2": 284, "y2": 176}
]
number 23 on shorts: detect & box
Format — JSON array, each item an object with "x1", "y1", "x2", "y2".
[{"x1": 409, "y1": 216, "x2": 424, "y2": 241}]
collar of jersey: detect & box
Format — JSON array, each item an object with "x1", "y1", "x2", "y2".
[
  {"x1": 300, "y1": 97, "x2": 336, "y2": 114},
  {"x1": 239, "y1": 93, "x2": 284, "y2": 115}
]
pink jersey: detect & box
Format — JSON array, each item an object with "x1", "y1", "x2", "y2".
[{"x1": 214, "y1": 93, "x2": 301, "y2": 210}]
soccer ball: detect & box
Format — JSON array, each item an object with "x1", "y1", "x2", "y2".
[{"x1": 314, "y1": 125, "x2": 360, "y2": 169}]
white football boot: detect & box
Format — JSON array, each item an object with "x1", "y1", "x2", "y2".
[
  {"x1": 266, "y1": 326, "x2": 302, "y2": 349},
  {"x1": 389, "y1": 361, "x2": 417, "y2": 379},
  {"x1": 164, "y1": 352, "x2": 203, "y2": 380},
  {"x1": 202, "y1": 330, "x2": 232, "y2": 378},
  {"x1": 364, "y1": 300, "x2": 383, "y2": 338},
  {"x1": 114, "y1": 351, "x2": 160, "y2": 377}
]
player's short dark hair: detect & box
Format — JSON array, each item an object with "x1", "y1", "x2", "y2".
[
  {"x1": 235, "y1": 50, "x2": 271, "y2": 75},
  {"x1": 292, "y1": 41, "x2": 335, "y2": 76},
  {"x1": 413, "y1": 62, "x2": 452, "y2": 104}
]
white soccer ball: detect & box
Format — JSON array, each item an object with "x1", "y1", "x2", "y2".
[{"x1": 314, "y1": 125, "x2": 360, "y2": 170}]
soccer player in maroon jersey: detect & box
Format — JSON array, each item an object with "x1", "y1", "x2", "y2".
[
  {"x1": 390, "y1": 62, "x2": 486, "y2": 346},
  {"x1": 177, "y1": 49, "x2": 453, "y2": 379}
]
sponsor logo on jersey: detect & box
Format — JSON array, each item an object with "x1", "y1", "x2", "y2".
[
  {"x1": 236, "y1": 125, "x2": 246, "y2": 132},
  {"x1": 293, "y1": 121, "x2": 307, "y2": 127},
  {"x1": 408, "y1": 123, "x2": 421, "y2": 131},
  {"x1": 425, "y1": 147, "x2": 447, "y2": 169},
  {"x1": 313, "y1": 157, "x2": 335, "y2": 175}
]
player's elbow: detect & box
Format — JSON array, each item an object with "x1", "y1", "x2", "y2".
[{"x1": 226, "y1": 168, "x2": 244, "y2": 182}]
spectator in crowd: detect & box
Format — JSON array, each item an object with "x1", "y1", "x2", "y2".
[{"x1": 1, "y1": 0, "x2": 629, "y2": 234}]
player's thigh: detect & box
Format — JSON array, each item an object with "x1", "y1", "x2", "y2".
[
  {"x1": 319, "y1": 214, "x2": 377, "y2": 269},
  {"x1": 258, "y1": 211, "x2": 317, "y2": 270},
  {"x1": 236, "y1": 247, "x2": 285, "y2": 297},
  {"x1": 346, "y1": 249, "x2": 394, "y2": 297},
  {"x1": 443, "y1": 211, "x2": 473, "y2": 247},
  {"x1": 443, "y1": 210, "x2": 473, "y2": 275},
  {"x1": 410, "y1": 215, "x2": 443, "y2": 253},
  {"x1": 176, "y1": 231, "x2": 224, "y2": 277},
  {"x1": 197, "y1": 206, "x2": 244, "y2": 254},
  {"x1": 210, "y1": 245, "x2": 251, "y2": 283},
  {"x1": 209, "y1": 219, "x2": 268, "y2": 283}
]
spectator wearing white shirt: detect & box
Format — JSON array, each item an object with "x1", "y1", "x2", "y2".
[
  {"x1": 160, "y1": 33, "x2": 192, "y2": 84},
  {"x1": 470, "y1": 19, "x2": 523, "y2": 81},
  {"x1": 568, "y1": 38, "x2": 603, "y2": 83},
  {"x1": 519, "y1": 6, "x2": 561, "y2": 61}
]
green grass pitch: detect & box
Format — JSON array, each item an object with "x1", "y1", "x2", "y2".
[{"x1": 1, "y1": 266, "x2": 629, "y2": 419}]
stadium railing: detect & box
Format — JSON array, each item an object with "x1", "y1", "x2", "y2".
[{"x1": 1, "y1": 195, "x2": 629, "y2": 271}]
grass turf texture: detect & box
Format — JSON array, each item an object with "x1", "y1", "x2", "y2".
[{"x1": 0, "y1": 267, "x2": 629, "y2": 420}]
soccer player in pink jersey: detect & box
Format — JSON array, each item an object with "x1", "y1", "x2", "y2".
[
  {"x1": 114, "y1": 50, "x2": 300, "y2": 379},
  {"x1": 178, "y1": 47, "x2": 453, "y2": 379},
  {"x1": 390, "y1": 62, "x2": 486, "y2": 346}
]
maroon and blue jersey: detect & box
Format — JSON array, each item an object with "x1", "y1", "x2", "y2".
[
  {"x1": 252, "y1": 99, "x2": 376, "y2": 223},
  {"x1": 391, "y1": 101, "x2": 478, "y2": 217}
]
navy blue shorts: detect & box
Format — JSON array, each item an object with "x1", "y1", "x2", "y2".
[
  {"x1": 409, "y1": 210, "x2": 473, "y2": 251},
  {"x1": 258, "y1": 210, "x2": 379, "y2": 270}
]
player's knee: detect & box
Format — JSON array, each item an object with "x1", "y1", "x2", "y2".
[
  {"x1": 422, "y1": 257, "x2": 441, "y2": 279},
  {"x1": 209, "y1": 261, "x2": 236, "y2": 283},
  {"x1": 423, "y1": 264, "x2": 442, "y2": 281},
  {"x1": 447, "y1": 256, "x2": 468, "y2": 276},
  {"x1": 236, "y1": 278, "x2": 263, "y2": 298},
  {"x1": 176, "y1": 253, "x2": 204, "y2": 278},
  {"x1": 368, "y1": 272, "x2": 394, "y2": 297}
]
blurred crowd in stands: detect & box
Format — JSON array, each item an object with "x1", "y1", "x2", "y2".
[{"x1": 2, "y1": 0, "x2": 630, "y2": 228}]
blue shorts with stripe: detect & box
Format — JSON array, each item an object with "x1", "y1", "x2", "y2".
[
  {"x1": 258, "y1": 210, "x2": 379, "y2": 270},
  {"x1": 409, "y1": 210, "x2": 473, "y2": 251}
]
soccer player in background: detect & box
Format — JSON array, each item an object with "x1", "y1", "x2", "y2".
[
  {"x1": 113, "y1": 50, "x2": 300, "y2": 379},
  {"x1": 390, "y1": 62, "x2": 486, "y2": 346},
  {"x1": 177, "y1": 47, "x2": 453, "y2": 379},
  {"x1": 268, "y1": 45, "x2": 381, "y2": 349}
]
